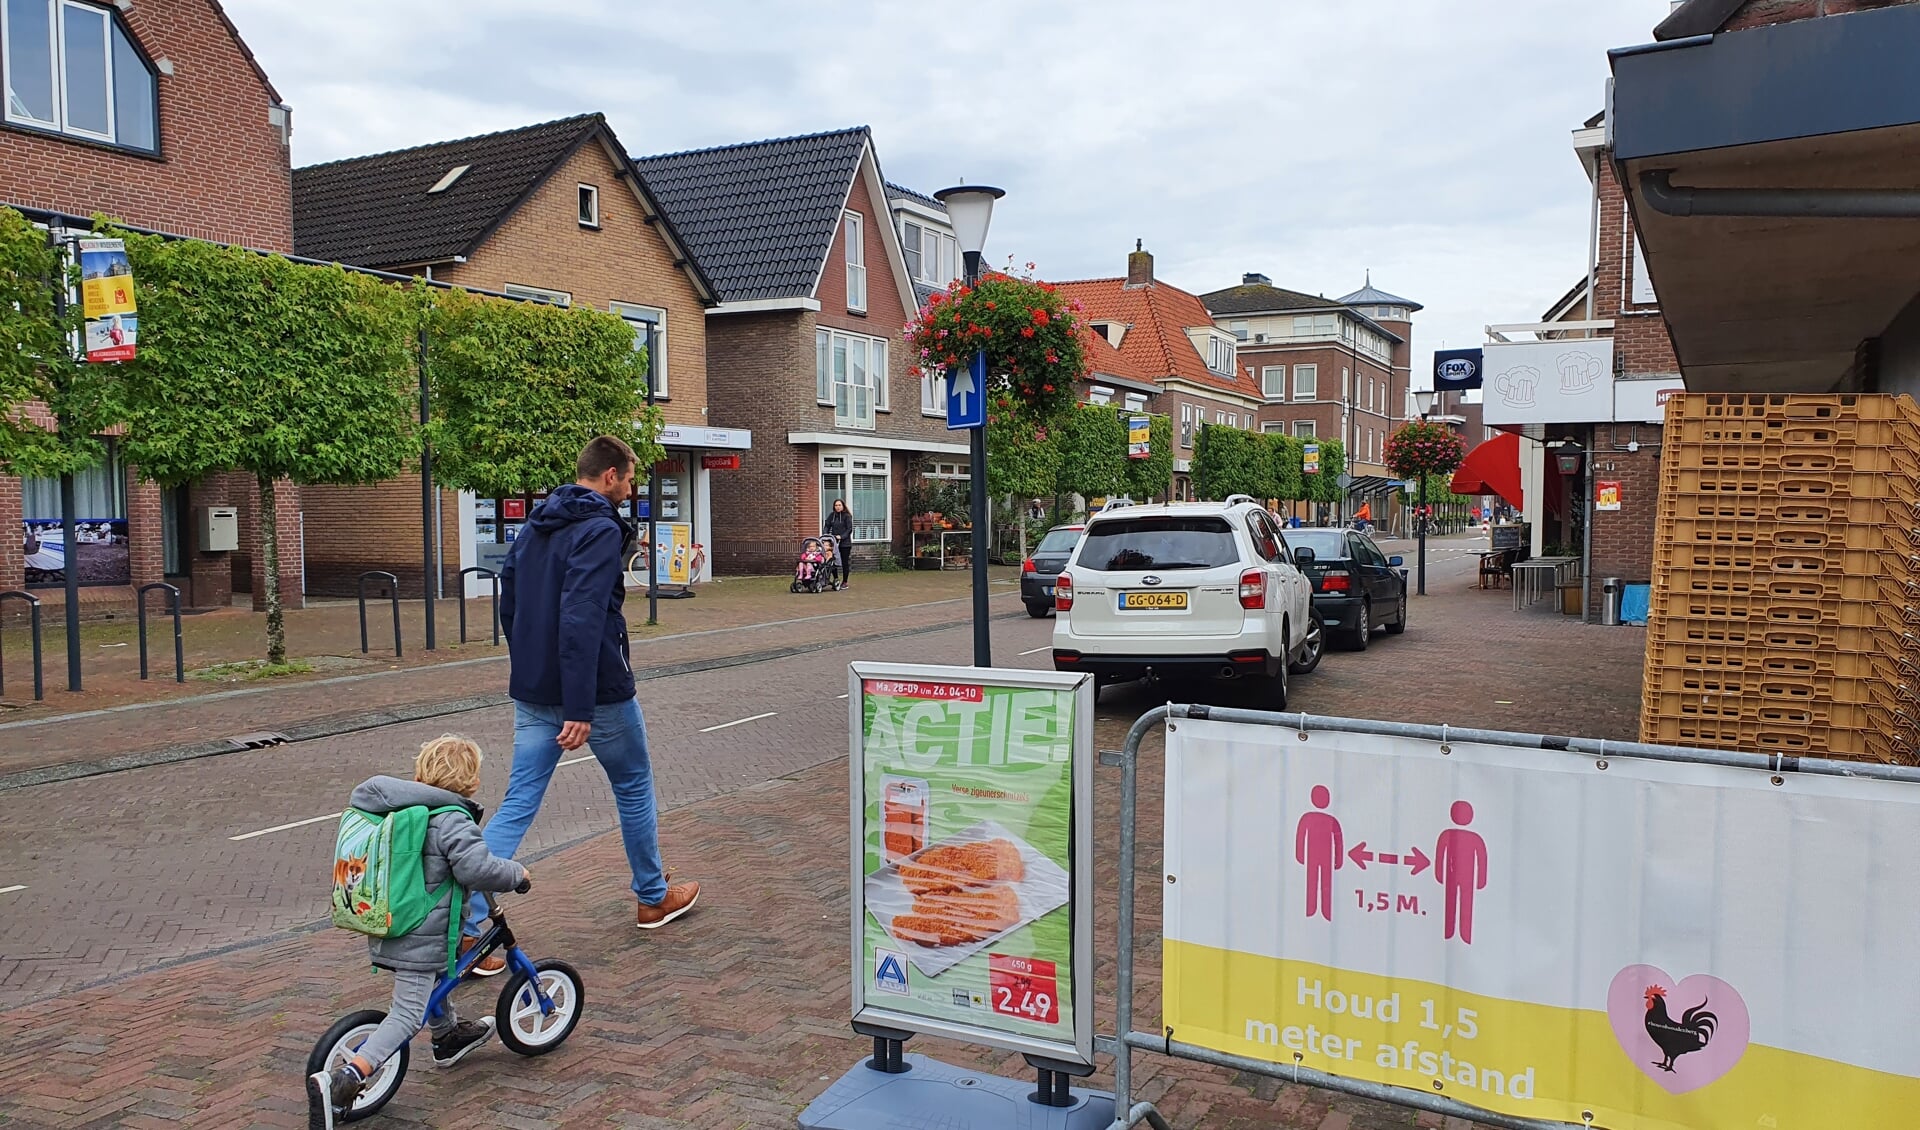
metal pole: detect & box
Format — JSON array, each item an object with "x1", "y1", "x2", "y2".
[
  {"x1": 419, "y1": 325, "x2": 436, "y2": 650},
  {"x1": 964, "y1": 251, "x2": 989, "y2": 668},
  {"x1": 646, "y1": 323, "x2": 660, "y2": 627},
  {"x1": 49, "y1": 231, "x2": 81, "y2": 692},
  {"x1": 1417, "y1": 474, "x2": 1428, "y2": 596}
]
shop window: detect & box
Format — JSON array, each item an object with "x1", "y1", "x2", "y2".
[
  {"x1": 3, "y1": 0, "x2": 158, "y2": 153},
  {"x1": 821, "y1": 452, "x2": 889, "y2": 542},
  {"x1": 611, "y1": 302, "x2": 667, "y2": 398},
  {"x1": 22, "y1": 436, "x2": 127, "y2": 586}
]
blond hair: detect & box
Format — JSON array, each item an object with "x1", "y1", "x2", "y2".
[{"x1": 415, "y1": 734, "x2": 483, "y2": 796}]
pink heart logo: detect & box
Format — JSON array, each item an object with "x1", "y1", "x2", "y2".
[{"x1": 1607, "y1": 965, "x2": 1751, "y2": 1094}]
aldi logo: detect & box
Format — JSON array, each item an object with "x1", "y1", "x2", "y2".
[{"x1": 874, "y1": 950, "x2": 909, "y2": 995}]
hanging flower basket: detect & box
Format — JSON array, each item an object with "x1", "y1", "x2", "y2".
[
  {"x1": 1384, "y1": 420, "x2": 1467, "y2": 480},
  {"x1": 905, "y1": 266, "x2": 1089, "y2": 425}
]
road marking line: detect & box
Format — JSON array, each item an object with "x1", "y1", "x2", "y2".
[
  {"x1": 700, "y1": 711, "x2": 778, "y2": 733},
  {"x1": 1018, "y1": 645, "x2": 1052, "y2": 656},
  {"x1": 836, "y1": 694, "x2": 849, "y2": 700},
  {"x1": 0, "y1": 884, "x2": 24, "y2": 895},
  {"x1": 230, "y1": 811, "x2": 341, "y2": 841}
]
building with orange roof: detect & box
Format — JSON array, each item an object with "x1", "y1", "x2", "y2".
[{"x1": 1057, "y1": 243, "x2": 1265, "y2": 500}]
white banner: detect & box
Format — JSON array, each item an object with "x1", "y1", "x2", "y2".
[{"x1": 1162, "y1": 717, "x2": 1920, "y2": 1130}]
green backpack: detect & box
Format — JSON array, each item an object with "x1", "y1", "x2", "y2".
[{"x1": 329, "y1": 804, "x2": 469, "y2": 974}]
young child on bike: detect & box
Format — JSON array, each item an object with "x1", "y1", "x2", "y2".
[{"x1": 309, "y1": 735, "x2": 530, "y2": 1120}]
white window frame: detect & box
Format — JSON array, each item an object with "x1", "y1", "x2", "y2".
[
  {"x1": 578, "y1": 184, "x2": 600, "y2": 228},
  {"x1": 1123, "y1": 392, "x2": 1148, "y2": 412},
  {"x1": 919, "y1": 365, "x2": 944, "y2": 417},
  {"x1": 1206, "y1": 335, "x2": 1236, "y2": 377},
  {"x1": 815, "y1": 326, "x2": 887, "y2": 429},
  {"x1": 504, "y1": 283, "x2": 571, "y2": 307},
  {"x1": 1179, "y1": 403, "x2": 1195, "y2": 448},
  {"x1": 1261, "y1": 421, "x2": 1286, "y2": 434},
  {"x1": 1294, "y1": 420, "x2": 1316, "y2": 438},
  {"x1": 1292, "y1": 364, "x2": 1317, "y2": 401},
  {"x1": 3, "y1": 0, "x2": 156, "y2": 150},
  {"x1": 610, "y1": 302, "x2": 667, "y2": 399},
  {"x1": 843, "y1": 210, "x2": 867, "y2": 313},
  {"x1": 901, "y1": 219, "x2": 924, "y2": 281},
  {"x1": 1261, "y1": 365, "x2": 1286, "y2": 400},
  {"x1": 821, "y1": 450, "x2": 891, "y2": 543},
  {"x1": 1087, "y1": 385, "x2": 1114, "y2": 407}
]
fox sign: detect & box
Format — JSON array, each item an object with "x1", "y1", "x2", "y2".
[{"x1": 1162, "y1": 717, "x2": 1920, "y2": 1130}]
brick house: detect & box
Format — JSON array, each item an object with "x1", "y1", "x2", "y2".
[
  {"x1": 1199, "y1": 273, "x2": 1416, "y2": 492},
  {"x1": 0, "y1": 0, "x2": 297, "y2": 615},
  {"x1": 633, "y1": 127, "x2": 956, "y2": 576},
  {"x1": 292, "y1": 114, "x2": 725, "y2": 595},
  {"x1": 1057, "y1": 245, "x2": 1263, "y2": 502}
]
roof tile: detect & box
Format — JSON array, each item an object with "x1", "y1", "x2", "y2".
[{"x1": 1059, "y1": 277, "x2": 1262, "y2": 401}]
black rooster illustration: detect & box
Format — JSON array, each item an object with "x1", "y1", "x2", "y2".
[{"x1": 1643, "y1": 984, "x2": 1718, "y2": 1072}]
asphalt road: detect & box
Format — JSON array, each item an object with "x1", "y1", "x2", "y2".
[{"x1": 0, "y1": 542, "x2": 1481, "y2": 1007}]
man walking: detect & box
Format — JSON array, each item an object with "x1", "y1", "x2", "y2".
[{"x1": 465, "y1": 437, "x2": 698, "y2": 963}]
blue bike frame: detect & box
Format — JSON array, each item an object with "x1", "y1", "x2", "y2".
[{"x1": 423, "y1": 913, "x2": 553, "y2": 1026}]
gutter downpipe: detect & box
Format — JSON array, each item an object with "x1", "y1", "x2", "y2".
[{"x1": 1641, "y1": 171, "x2": 1920, "y2": 219}]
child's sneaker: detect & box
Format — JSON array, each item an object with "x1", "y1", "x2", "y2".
[
  {"x1": 306, "y1": 1063, "x2": 365, "y2": 1129},
  {"x1": 432, "y1": 1017, "x2": 496, "y2": 1067}
]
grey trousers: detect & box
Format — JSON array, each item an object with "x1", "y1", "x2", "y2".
[{"x1": 356, "y1": 968, "x2": 457, "y2": 1069}]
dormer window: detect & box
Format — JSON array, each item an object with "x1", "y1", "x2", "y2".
[
  {"x1": 3, "y1": 0, "x2": 159, "y2": 153},
  {"x1": 1206, "y1": 335, "x2": 1236, "y2": 376}
]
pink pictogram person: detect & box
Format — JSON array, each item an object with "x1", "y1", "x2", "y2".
[
  {"x1": 1294, "y1": 785, "x2": 1344, "y2": 921},
  {"x1": 1434, "y1": 801, "x2": 1488, "y2": 944}
]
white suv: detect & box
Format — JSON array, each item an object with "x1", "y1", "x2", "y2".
[{"x1": 1051, "y1": 496, "x2": 1321, "y2": 705}]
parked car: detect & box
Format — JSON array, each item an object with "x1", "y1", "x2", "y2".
[
  {"x1": 1052, "y1": 496, "x2": 1321, "y2": 705},
  {"x1": 1021, "y1": 524, "x2": 1085, "y2": 617},
  {"x1": 1285, "y1": 527, "x2": 1408, "y2": 650}
]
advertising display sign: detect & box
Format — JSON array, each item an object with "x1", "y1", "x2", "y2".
[
  {"x1": 1127, "y1": 415, "x2": 1151, "y2": 460},
  {"x1": 1596, "y1": 480, "x2": 1622, "y2": 511},
  {"x1": 78, "y1": 238, "x2": 137, "y2": 362},
  {"x1": 1303, "y1": 444, "x2": 1321, "y2": 475},
  {"x1": 849, "y1": 663, "x2": 1094, "y2": 1066},
  {"x1": 1162, "y1": 717, "x2": 1920, "y2": 1130}
]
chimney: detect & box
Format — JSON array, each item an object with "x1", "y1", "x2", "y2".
[
  {"x1": 1242, "y1": 272, "x2": 1270, "y2": 286},
  {"x1": 1125, "y1": 239, "x2": 1154, "y2": 288}
]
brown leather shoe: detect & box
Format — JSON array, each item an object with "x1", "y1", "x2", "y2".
[
  {"x1": 460, "y1": 935, "x2": 506, "y2": 976},
  {"x1": 635, "y1": 881, "x2": 701, "y2": 929}
]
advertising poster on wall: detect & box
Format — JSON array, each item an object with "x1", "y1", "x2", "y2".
[
  {"x1": 848, "y1": 663, "x2": 1094, "y2": 1066},
  {"x1": 23, "y1": 519, "x2": 129, "y2": 586},
  {"x1": 78, "y1": 239, "x2": 137, "y2": 363},
  {"x1": 629, "y1": 523, "x2": 700, "y2": 587},
  {"x1": 1596, "y1": 480, "x2": 1622, "y2": 512},
  {"x1": 1162, "y1": 718, "x2": 1920, "y2": 1130}
]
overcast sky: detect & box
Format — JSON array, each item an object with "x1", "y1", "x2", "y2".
[{"x1": 228, "y1": 0, "x2": 1675, "y2": 377}]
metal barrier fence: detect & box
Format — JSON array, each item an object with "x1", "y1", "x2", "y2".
[
  {"x1": 1102, "y1": 703, "x2": 1920, "y2": 1130},
  {"x1": 136, "y1": 581, "x2": 184, "y2": 683},
  {"x1": 0, "y1": 590, "x2": 44, "y2": 702},
  {"x1": 357, "y1": 571, "x2": 402, "y2": 657},
  {"x1": 457, "y1": 567, "x2": 502, "y2": 646}
]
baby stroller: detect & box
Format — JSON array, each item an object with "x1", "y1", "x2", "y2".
[{"x1": 790, "y1": 535, "x2": 842, "y2": 594}]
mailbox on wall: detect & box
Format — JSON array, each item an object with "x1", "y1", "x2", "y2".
[{"x1": 196, "y1": 506, "x2": 239, "y2": 552}]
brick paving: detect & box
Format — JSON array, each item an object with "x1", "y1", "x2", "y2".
[{"x1": 0, "y1": 539, "x2": 1649, "y2": 1127}]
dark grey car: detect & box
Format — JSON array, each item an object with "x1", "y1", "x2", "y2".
[
  {"x1": 1021, "y1": 524, "x2": 1085, "y2": 617},
  {"x1": 1286, "y1": 528, "x2": 1408, "y2": 650}
]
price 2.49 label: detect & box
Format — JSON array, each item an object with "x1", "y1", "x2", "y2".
[{"x1": 988, "y1": 953, "x2": 1060, "y2": 1025}]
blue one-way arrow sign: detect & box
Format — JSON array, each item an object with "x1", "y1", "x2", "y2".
[{"x1": 947, "y1": 351, "x2": 986, "y2": 431}]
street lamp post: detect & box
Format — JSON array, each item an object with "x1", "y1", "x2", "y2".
[
  {"x1": 1412, "y1": 389, "x2": 1437, "y2": 597},
  {"x1": 933, "y1": 184, "x2": 1005, "y2": 668}
]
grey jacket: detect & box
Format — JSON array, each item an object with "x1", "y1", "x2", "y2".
[{"x1": 347, "y1": 776, "x2": 526, "y2": 974}]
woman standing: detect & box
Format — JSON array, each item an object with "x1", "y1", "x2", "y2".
[{"x1": 824, "y1": 498, "x2": 854, "y2": 590}]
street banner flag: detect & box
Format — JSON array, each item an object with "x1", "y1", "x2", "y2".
[
  {"x1": 79, "y1": 238, "x2": 136, "y2": 363},
  {"x1": 1303, "y1": 443, "x2": 1320, "y2": 475},
  {"x1": 1128, "y1": 415, "x2": 1151, "y2": 459},
  {"x1": 1433, "y1": 348, "x2": 1483, "y2": 392}
]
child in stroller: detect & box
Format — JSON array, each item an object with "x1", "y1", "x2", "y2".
[{"x1": 791, "y1": 536, "x2": 841, "y2": 593}]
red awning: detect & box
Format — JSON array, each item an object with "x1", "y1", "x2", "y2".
[{"x1": 1450, "y1": 431, "x2": 1524, "y2": 509}]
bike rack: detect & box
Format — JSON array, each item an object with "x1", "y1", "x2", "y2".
[
  {"x1": 136, "y1": 581, "x2": 184, "y2": 683},
  {"x1": 457, "y1": 567, "x2": 502, "y2": 646},
  {"x1": 0, "y1": 590, "x2": 44, "y2": 701},
  {"x1": 357, "y1": 571, "x2": 402, "y2": 657}
]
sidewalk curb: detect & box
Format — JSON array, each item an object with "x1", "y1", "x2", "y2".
[{"x1": 0, "y1": 605, "x2": 1030, "y2": 793}]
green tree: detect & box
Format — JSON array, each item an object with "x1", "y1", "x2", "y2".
[
  {"x1": 985, "y1": 397, "x2": 1062, "y2": 503},
  {"x1": 1191, "y1": 423, "x2": 1262, "y2": 500},
  {"x1": 1304, "y1": 438, "x2": 1346, "y2": 505},
  {"x1": 115, "y1": 233, "x2": 420, "y2": 665},
  {"x1": 1119, "y1": 412, "x2": 1173, "y2": 502},
  {"x1": 426, "y1": 288, "x2": 661, "y2": 500},
  {"x1": 1055, "y1": 403, "x2": 1125, "y2": 503},
  {"x1": 0, "y1": 208, "x2": 116, "y2": 478},
  {"x1": 1257, "y1": 431, "x2": 1304, "y2": 503}
]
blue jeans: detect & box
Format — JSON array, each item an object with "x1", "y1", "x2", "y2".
[{"x1": 465, "y1": 698, "x2": 668, "y2": 932}]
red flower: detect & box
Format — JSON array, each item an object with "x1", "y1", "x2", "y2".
[
  {"x1": 1031, "y1": 308, "x2": 1051, "y2": 326},
  {"x1": 1045, "y1": 350, "x2": 1059, "y2": 363},
  {"x1": 1021, "y1": 327, "x2": 1036, "y2": 338},
  {"x1": 985, "y1": 300, "x2": 996, "y2": 310},
  {"x1": 1043, "y1": 383, "x2": 1055, "y2": 392}
]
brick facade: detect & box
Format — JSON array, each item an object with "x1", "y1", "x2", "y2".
[
  {"x1": 704, "y1": 158, "x2": 937, "y2": 576},
  {"x1": 298, "y1": 134, "x2": 714, "y2": 597},
  {"x1": 0, "y1": 0, "x2": 294, "y2": 617},
  {"x1": 1722, "y1": 0, "x2": 1913, "y2": 32},
  {"x1": 1243, "y1": 342, "x2": 1400, "y2": 471}
]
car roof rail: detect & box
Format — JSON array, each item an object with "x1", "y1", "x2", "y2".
[
  {"x1": 1098, "y1": 498, "x2": 1134, "y2": 512},
  {"x1": 1223, "y1": 494, "x2": 1257, "y2": 508}
]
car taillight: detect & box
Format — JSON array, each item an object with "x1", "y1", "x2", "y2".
[
  {"x1": 1320, "y1": 570, "x2": 1351, "y2": 593},
  {"x1": 1055, "y1": 574, "x2": 1074, "y2": 611},
  {"x1": 1022, "y1": 558, "x2": 1037, "y2": 573},
  {"x1": 1238, "y1": 569, "x2": 1266, "y2": 610}
]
